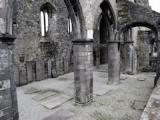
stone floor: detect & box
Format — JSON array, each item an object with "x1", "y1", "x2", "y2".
[
  {"x1": 17, "y1": 69, "x2": 155, "y2": 120},
  {"x1": 140, "y1": 80, "x2": 160, "y2": 120}
]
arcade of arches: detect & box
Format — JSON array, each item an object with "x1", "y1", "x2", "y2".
[{"x1": 1, "y1": 0, "x2": 160, "y2": 120}]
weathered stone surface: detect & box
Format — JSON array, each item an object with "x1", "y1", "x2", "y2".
[
  {"x1": 0, "y1": 35, "x2": 19, "y2": 120},
  {"x1": 24, "y1": 87, "x2": 41, "y2": 94},
  {"x1": 32, "y1": 91, "x2": 57, "y2": 101},
  {"x1": 36, "y1": 60, "x2": 45, "y2": 81},
  {"x1": 108, "y1": 43, "x2": 120, "y2": 84},
  {"x1": 13, "y1": 65, "x2": 20, "y2": 86},
  {"x1": 73, "y1": 41, "x2": 93, "y2": 105},
  {"x1": 137, "y1": 77, "x2": 146, "y2": 81},
  {"x1": 140, "y1": 84, "x2": 160, "y2": 120},
  {"x1": 137, "y1": 31, "x2": 153, "y2": 72},
  {"x1": 130, "y1": 100, "x2": 147, "y2": 110},
  {"x1": 43, "y1": 109, "x2": 74, "y2": 120},
  {"x1": 47, "y1": 60, "x2": 52, "y2": 78},
  {"x1": 19, "y1": 69, "x2": 27, "y2": 85},
  {"x1": 26, "y1": 61, "x2": 35, "y2": 82},
  {"x1": 120, "y1": 75, "x2": 128, "y2": 81},
  {"x1": 40, "y1": 94, "x2": 72, "y2": 109},
  {"x1": 13, "y1": 0, "x2": 72, "y2": 82}
]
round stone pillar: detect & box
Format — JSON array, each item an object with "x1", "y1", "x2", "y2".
[
  {"x1": 73, "y1": 40, "x2": 93, "y2": 105},
  {"x1": 108, "y1": 42, "x2": 120, "y2": 84}
]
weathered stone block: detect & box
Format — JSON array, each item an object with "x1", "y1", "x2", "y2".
[
  {"x1": 47, "y1": 60, "x2": 52, "y2": 78},
  {"x1": 36, "y1": 60, "x2": 45, "y2": 81},
  {"x1": 13, "y1": 65, "x2": 19, "y2": 86},
  {"x1": 26, "y1": 61, "x2": 35, "y2": 82},
  {"x1": 19, "y1": 69, "x2": 27, "y2": 85}
]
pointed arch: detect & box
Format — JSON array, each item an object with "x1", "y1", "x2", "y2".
[
  {"x1": 100, "y1": 0, "x2": 117, "y2": 28},
  {"x1": 40, "y1": 2, "x2": 55, "y2": 37},
  {"x1": 64, "y1": 0, "x2": 86, "y2": 39}
]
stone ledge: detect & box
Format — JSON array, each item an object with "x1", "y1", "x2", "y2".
[{"x1": 140, "y1": 82, "x2": 160, "y2": 120}]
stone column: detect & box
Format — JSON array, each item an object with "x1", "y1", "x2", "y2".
[
  {"x1": 0, "y1": 34, "x2": 19, "y2": 120},
  {"x1": 108, "y1": 42, "x2": 120, "y2": 84},
  {"x1": 73, "y1": 39, "x2": 93, "y2": 105}
]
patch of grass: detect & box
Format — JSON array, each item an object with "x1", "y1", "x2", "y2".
[{"x1": 91, "y1": 111, "x2": 113, "y2": 120}]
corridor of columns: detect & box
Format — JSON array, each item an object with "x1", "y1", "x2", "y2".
[{"x1": 1, "y1": 0, "x2": 160, "y2": 120}]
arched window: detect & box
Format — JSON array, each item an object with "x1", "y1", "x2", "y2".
[
  {"x1": 40, "y1": 2, "x2": 54, "y2": 37},
  {"x1": 40, "y1": 11, "x2": 49, "y2": 36},
  {"x1": 68, "y1": 17, "x2": 72, "y2": 34}
]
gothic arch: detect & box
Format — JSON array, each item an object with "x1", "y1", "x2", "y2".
[
  {"x1": 93, "y1": 0, "x2": 117, "y2": 67},
  {"x1": 93, "y1": 0, "x2": 117, "y2": 31},
  {"x1": 64, "y1": 0, "x2": 86, "y2": 39}
]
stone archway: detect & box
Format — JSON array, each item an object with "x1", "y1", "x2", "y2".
[
  {"x1": 93, "y1": 0, "x2": 120, "y2": 84},
  {"x1": 101, "y1": 0, "x2": 120, "y2": 84},
  {"x1": 64, "y1": 0, "x2": 86, "y2": 39},
  {"x1": 117, "y1": 0, "x2": 160, "y2": 85}
]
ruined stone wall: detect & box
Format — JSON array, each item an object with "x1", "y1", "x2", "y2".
[
  {"x1": 135, "y1": 0, "x2": 150, "y2": 8},
  {"x1": 0, "y1": 0, "x2": 19, "y2": 119},
  {"x1": 12, "y1": 0, "x2": 154, "y2": 86},
  {"x1": 13, "y1": 0, "x2": 73, "y2": 85},
  {"x1": 137, "y1": 31, "x2": 152, "y2": 71}
]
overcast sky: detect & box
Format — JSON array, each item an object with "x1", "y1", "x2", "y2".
[{"x1": 149, "y1": 0, "x2": 160, "y2": 13}]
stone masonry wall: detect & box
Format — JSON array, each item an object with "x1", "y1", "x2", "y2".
[
  {"x1": 13, "y1": 0, "x2": 73, "y2": 86},
  {"x1": 0, "y1": 40, "x2": 18, "y2": 120},
  {"x1": 137, "y1": 31, "x2": 152, "y2": 71},
  {"x1": 12, "y1": 0, "x2": 153, "y2": 86}
]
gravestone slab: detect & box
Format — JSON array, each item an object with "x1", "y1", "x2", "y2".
[
  {"x1": 47, "y1": 60, "x2": 52, "y2": 78},
  {"x1": 24, "y1": 87, "x2": 41, "y2": 94},
  {"x1": 19, "y1": 69, "x2": 27, "y2": 85},
  {"x1": 32, "y1": 91, "x2": 57, "y2": 101},
  {"x1": 36, "y1": 60, "x2": 45, "y2": 81},
  {"x1": 26, "y1": 61, "x2": 35, "y2": 82},
  {"x1": 40, "y1": 94, "x2": 72, "y2": 109},
  {"x1": 13, "y1": 65, "x2": 19, "y2": 86}
]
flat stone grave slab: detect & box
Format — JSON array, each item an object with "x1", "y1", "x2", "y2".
[
  {"x1": 43, "y1": 109, "x2": 74, "y2": 120},
  {"x1": 24, "y1": 87, "x2": 41, "y2": 94},
  {"x1": 40, "y1": 94, "x2": 72, "y2": 109},
  {"x1": 32, "y1": 91, "x2": 57, "y2": 101}
]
